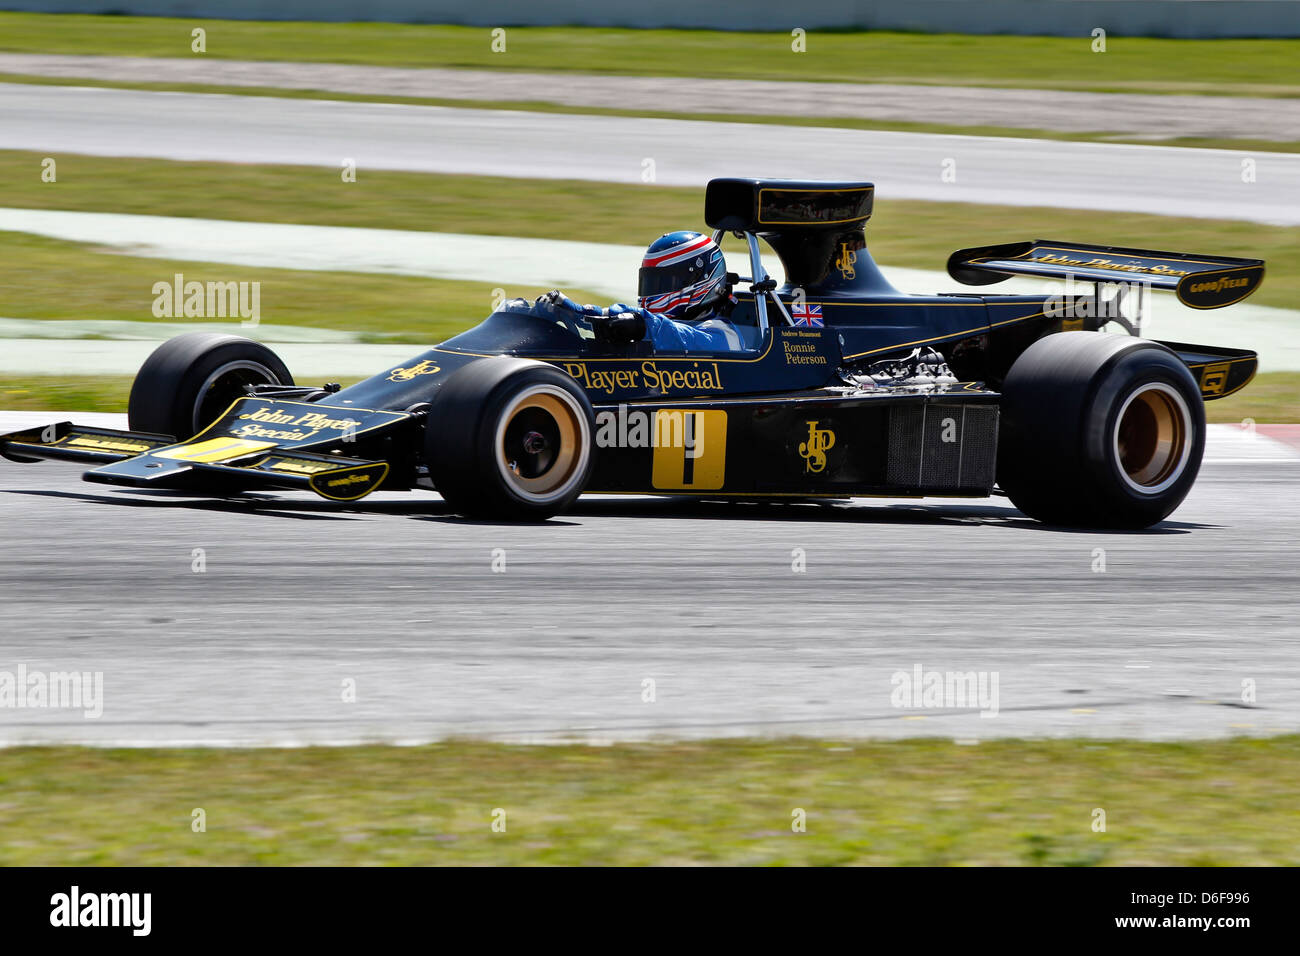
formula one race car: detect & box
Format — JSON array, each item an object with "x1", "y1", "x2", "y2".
[{"x1": 1, "y1": 178, "x2": 1264, "y2": 528}]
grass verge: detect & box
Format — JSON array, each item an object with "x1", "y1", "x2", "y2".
[
  {"x1": 0, "y1": 231, "x2": 605, "y2": 342},
  {"x1": 0, "y1": 375, "x2": 135, "y2": 413},
  {"x1": 2, "y1": 152, "x2": 1296, "y2": 310},
  {"x1": 5, "y1": 374, "x2": 1297, "y2": 422},
  {"x1": 0, "y1": 737, "x2": 1295, "y2": 865},
  {"x1": 4, "y1": 74, "x2": 1296, "y2": 153},
  {"x1": 1205, "y1": 372, "x2": 1300, "y2": 424},
  {"x1": 0, "y1": 375, "x2": 380, "y2": 413},
  {"x1": 1, "y1": 15, "x2": 1296, "y2": 97}
]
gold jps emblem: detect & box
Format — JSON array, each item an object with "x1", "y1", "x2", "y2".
[
  {"x1": 387, "y1": 360, "x2": 441, "y2": 382},
  {"x1": 1199, "y1": 362, "x2": 1231, "y2": 396},
  {"x1": 798, "y1": 420, "x2": 836, "y2": 473},
  {"x1": 835, "y1": 243, "x2": 857, "y2": 281}
]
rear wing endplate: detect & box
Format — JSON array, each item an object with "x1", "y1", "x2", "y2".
[
  {"x1": 1158, "y1": 341, "x2": 1258, "y2": 400},
  {"x1": 948, "y1": 240, "x2": 1265, "y2": 309}
]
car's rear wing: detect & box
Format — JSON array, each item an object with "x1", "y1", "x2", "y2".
[{"x1": 948, "y1": 240, "x2": 1265, "y2": 309}]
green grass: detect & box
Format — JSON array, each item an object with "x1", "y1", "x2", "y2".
[
  {"x1": 1207, "y1": 372, "x2": 1300, "y2": 424},
  {"x1": 0, "y1": 737, "x2": 1295, "y2": 865},
  {"x1": 0, "y1": 231, "x2": 606, "y2": 342},
  {"x1": 1, "y1": 14, "x2": 1296, "y2": 97},
  {"x1": 3, "y1": 151, "x2": 1295, "y2": 310},
  {"x1": 0, "y1": 373, "x2": 360, "y2": 412},
  {"x1": 10, "y1": 372, "x2": 1294, "y2": 421},
  {"x1": 0, "y1": 374, "x2": 154, "y2": 413},
  {"x1": 5, "y1": 74, "x2": 1298, "y2": 153},
  {"x1": 0, "y1": 151, "x2": 691, "y2": 248}
]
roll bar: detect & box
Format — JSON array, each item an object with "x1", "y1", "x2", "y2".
[{"x1": 712, "y1": 229, "x2": 794, "y2": 338}]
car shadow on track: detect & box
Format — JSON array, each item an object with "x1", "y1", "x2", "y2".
[
  {"x1": 3, "y1": 486, "x2": 586, "y2": 527},
  {"x1": 2, "y1": 487, "x2": 1213, "y2": 534},
  {"x1": 3, "y1": 488, "x2": 372, "y2": 521},
  {"x1": 561, "y1": 496, "x2": 1211, "y2": 534}
]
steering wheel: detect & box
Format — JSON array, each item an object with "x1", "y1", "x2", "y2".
[
  {"x1": 538, "y1": 292, "x2": 591, "y2": 338},
  {"x1": 554, "y1": 307, "x2": 588, "y2": 338}
]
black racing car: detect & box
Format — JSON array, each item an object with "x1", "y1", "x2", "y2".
[{"x1": 1, "y1": 177, "x2": 1264, "y2": 528}]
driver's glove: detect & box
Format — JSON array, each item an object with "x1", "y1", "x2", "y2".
[
  {"x1": 537, "y1": 290, "x2": 586, "y2": 313},
  {"x1": 591, "y1": 309, "x2": 647, "y2": 345}
]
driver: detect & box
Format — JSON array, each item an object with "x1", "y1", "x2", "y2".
[{"x1": 538, "y1": 231, "x2": 744, "y2": 350}]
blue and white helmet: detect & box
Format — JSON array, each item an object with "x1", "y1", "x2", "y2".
[{"x1": 638, "y1": 231, "x2": 727, "y2": 321}]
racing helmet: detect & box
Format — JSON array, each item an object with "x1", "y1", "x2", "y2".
[{"x1": 637, "y1": 231, "x2": 728, "y2": 321}]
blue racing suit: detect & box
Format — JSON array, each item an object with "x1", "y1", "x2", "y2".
[
  {"x1": 607, "y1": 303, "x2": 741, "y2": 351},
  {"x1": 540, "y1": 292, "x2": 743, "y2": 351}
]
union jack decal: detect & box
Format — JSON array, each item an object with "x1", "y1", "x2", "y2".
[{"x1": 791, "y1": 302, "x2": 824, "y2": 327}]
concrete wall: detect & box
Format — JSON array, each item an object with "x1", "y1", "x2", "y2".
[{"x1": 2, "y1": 1, "x2": 1298, "y2": 38}]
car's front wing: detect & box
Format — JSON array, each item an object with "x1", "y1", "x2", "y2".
[{"x1": 0, "y1": 398, "x2": 415, "y2": 501}]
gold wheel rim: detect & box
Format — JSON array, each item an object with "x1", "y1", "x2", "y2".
[
  {"x1": 1115, "y1": 383, "x2": 1191, "y2": 494},
  {"x1": 496, "y1": 388, "x2": 585, "y2": 501}
]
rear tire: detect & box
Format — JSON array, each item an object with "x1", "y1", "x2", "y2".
[
  {"x1": 997, "y1": 331, "x2": 1204, "y2": 529},
  {"x1": 425, "y1": 358, "x2": 595, "y2": 520},
  {"x1": 128, "y1": 332, "x2": 293, "y2": 439}
]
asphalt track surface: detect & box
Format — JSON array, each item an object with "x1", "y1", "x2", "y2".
[
  {"x1": 1, "y1": 414, "x2": 1297, "y2": 746},
  {"x1": 4, "y1": 54, "x2": 1295, "y2": 140},
  {"x1": 3, "y1": 83, "x2": 1297, "y2": 224}
]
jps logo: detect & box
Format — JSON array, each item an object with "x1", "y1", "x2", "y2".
[
  {"x1": 1200, "y1": 362, "x2": 1231, "y2": 396},
  {"x1": 798, "y1": 420, "x2": 836, "y2": 473},
  {"x1": 387, "y1": 360, "x2": 441, "y2": 382},
  {"x1": 835, "y1": 243, "x2": 856, "y2": 281}
]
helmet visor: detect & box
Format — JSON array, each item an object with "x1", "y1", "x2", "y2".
[{"x1": 638, "y1": 261, "x2": 713, "y2": 298}]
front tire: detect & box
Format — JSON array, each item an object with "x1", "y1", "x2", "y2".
[
  {"x1": 997, "y1": 331, "x2": 1204, "y2": 529},
  {"x1": 128, "y1": 332, "x2": 293, "y2": 439},
  {"x1": 425, "y1": 358, "x2": 595, "y2": 520}
]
